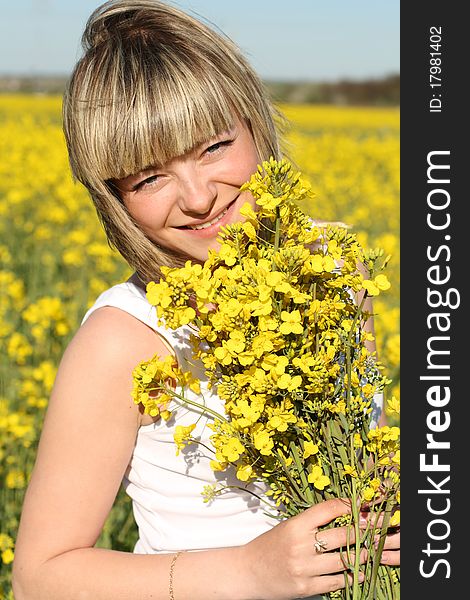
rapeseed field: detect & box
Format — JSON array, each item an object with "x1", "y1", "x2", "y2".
[{"x1": 0, "y1": 95, "x2": 399, "y2": 596}]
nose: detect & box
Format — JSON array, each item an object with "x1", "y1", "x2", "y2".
[{"x1": 177, "y1": 167, "x2": 217, "y2": 215}]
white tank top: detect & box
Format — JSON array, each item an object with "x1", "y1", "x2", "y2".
[{"x1": 81, "y1": 280, "x2": 279, "y2": 554}]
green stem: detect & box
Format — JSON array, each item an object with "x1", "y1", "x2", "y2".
[
  {"x1": 214, "y1": 484, "x2": 275, "y2": 509},
  {"x1": 289, "y1": 440, "x2": 315, "y2": 504},
  {"x1": 321, "y1": 419, "x2": 349, "y2": 493},
  {"x1": 274, "y1": 207, "x2": 281, "y2": 254},
  {"x1": 275, "y1": 449, "x2": 307, "y2": 508},
  {"x1": 166, "y1": 388, "x2": 229, "y2": 422},
  {"x1": 344, "y1": 293, "x2": 368, "y2": 406},
  {"x1": 349, "y1": 478, "x2": 362, "y2": 600},
  {"x1": 366, "y1": 500, "x2": 393, "y2": 600},
  {"x1": 321, "y1": 422, "x2": 342, "y2": 492}
]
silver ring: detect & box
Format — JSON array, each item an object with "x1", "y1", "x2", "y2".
[{"x1": 314, "y1": 532, "x2": 328, "y2": 554}]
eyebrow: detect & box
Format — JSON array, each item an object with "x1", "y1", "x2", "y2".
[
  {"x1": 111, "y1": 123, "x2": 239, "y2": 188},
  {"x1": 111, "y1": 165, "x2": 158, "y2": 187}
]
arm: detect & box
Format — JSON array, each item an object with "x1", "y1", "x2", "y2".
[
  {"x1": 12, "y1": 306, "x2": 392, "y2": 600},
  {"x1": 12, "y1": 306, "x2": 186, "y2": 599}
]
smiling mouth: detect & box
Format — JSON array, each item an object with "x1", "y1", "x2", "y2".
[
  {"x1": 180, "y1": 199, "x2": 237, "y2": 231},
  {"x1": 187, "y1": 207, "x2": 229, "y2": 230}
]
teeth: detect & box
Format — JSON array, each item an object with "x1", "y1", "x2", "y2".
[{"x1": 188, "y1": 208, "x2": 228, "y2": 230}]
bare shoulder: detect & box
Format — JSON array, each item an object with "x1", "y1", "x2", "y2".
[
  {"x1": 80, "y1": 302, "x2": 163, "y2": 346},
  {"x1": 67, "y1": 304, "x2": 170, "y2": 371},
  {"x1": 50, "y1": 305, "x2": 172, "y2": 427}
]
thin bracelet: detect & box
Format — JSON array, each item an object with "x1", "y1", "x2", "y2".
[{"x1": 169, "y1": 551, "x2": 183, "y2": 600}]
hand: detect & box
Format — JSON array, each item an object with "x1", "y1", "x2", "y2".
[
  {"x1": 380, "y1": 528, "x2": 400, "y2": 566},
  {"x1": 361, "y1": 510, "x2": 400, "y2": 567},
  {"x1": 242, "y1": 498, "x2": 367, "y2": 600}
]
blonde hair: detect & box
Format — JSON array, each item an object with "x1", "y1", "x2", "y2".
[{"x1": 63, "y1": 0, "x2": 285, "y2": 283}]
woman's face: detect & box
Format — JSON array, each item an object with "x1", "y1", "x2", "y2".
[{"x1": 113, "y1": 117, "x2": 259, "y2": 263}]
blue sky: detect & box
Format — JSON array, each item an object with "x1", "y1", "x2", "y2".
[{"x1": 0, "y1": 0, "x2": 399, "y2": 81}]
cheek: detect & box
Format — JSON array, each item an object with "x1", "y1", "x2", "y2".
[
  {"x1": 124, "y1": 198, "x2": 166, "y2": 233},
  {"x1": 237, "y1": 145, "x2": 260, "y2": 181},
  {"x1": 126, "y1": 203, "x2": 149, "y2": 227}
]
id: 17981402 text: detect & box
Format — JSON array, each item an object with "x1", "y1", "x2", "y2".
[{"x1": 429, "y1": 26, "x2": 443, "y2": 113}]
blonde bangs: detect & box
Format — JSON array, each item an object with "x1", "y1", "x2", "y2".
[{"x1": 67, "y1": 48, "x2": 242, "y2": 186}]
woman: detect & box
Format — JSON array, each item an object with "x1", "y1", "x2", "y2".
[{"x1": 12, "y1": 2, "x2": 399, "y2": 599}]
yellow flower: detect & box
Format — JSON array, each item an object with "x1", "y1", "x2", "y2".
[
  {"x1": 263, "y1": 354, "x2": 288, "y2": 375},
  {"x1": 307, "y1": 465, "x2": 331, "y2": 490},
  {"x1": 214, "y1": 345, "x2": 233, "y2": 365},
  {"x1": 280, "y1": 310, "x2": 303, "y2": 335},
  {"x1": 343, "y1": 464, "x2": 358, "y2": 478},
  {"x1": 327, "y1": 239, "x2": 343, "y2": 260},
  {"x1": 239, "y1": 201, "x2": 257, "y2": 220},
  {"x1": 392, "y1": 450, "x2": 400, "y2": 466},
  {"x1": 6, "y1": 470, "x2": 25, "y2": 489},
  {"x1": 219, "y1": 243, "x2": 238, "y2": 266},
  {"x1": 214, "y1": 331, "x2": 246, "y2": 365},
  {"x1": 176, "y1": 306, "x2": 197, "y2": 326},
  {"x1": 386, "y1": 395, "x2": 400, "y2": 416},
  {"x1": 310, "y1": 254, "x2": 336, "y2": 273},
  {"x1": 370, "y1": 478, "x2": 381, "y2": 491},
  {"x1": 353, "y1": 433, "x2": 364, "y2": 448},
  {"x1": 303, "y1": 441, "x2": 319, "y2": 459},
  {"x1": 0, "y1": 533, "x2": 14, "y2": 552},
  {"x1": 236, "y1": 464, "x2": 254, "y2": 482},
  {"x1": 146, "y1": 280, "x2": 172, "y2": 308},
  {"x1": 276, "y1": 373, "x2": 302, "y2": 391},
  {"x1": 1, "y1": 548, "x2": 14, "y2": 565},
  {"x1": 242, "y1": 221, "x2": 257, "y2": 240},
  {"x1": 257, "y1": 191, "x2": 282, "y2": 210},
  {"x1": 375, "y1": 274, "x2": 391, "y2": 290},
  {"x1": 233, "y1": 399, "x2": 262, "y2": 428},
  {"x1": 248, "y1": 297, "x2": 272, "y2": 317},
  {"x1": 210, "y1": 460, "x2": 228, "y2": 472},
  {"x1": 174, "y1": 424, "x2": 196, "y2": 455},
  {"x1": 267, "y1": 408, "x2": 297, "y2": 432},
  {"x1": 225, "y1": 331, "x2": 246, "y2": 354},
  {"x1": 253, "y1": 428, "x2": 274, "y2": 456},
  {"x1": 362, "y1": 487, "x2": 375, "y2": 502},
  {"x1": 220, "y1": 437, "x2": 245, "y2": 462},
  {"x1": 362, "y1": 274, "x2": 391, "y2": 296},
  {"x1": 265, "y1": 271, "x2": 285, "y2": 287}
]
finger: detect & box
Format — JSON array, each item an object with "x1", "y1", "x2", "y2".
[
  {"x1": 382, "y1": 530, "x2": 400, "y2": 550},
  {"x1": 314, "y1": 518, "x2": 384, "y2": 552},
  {"x1": 308, "y1": 571, "x2": 365, "y2": 596},
  {"x1": 338, "y1": 547, "x2": 369, "y2": 571},
  {"x1": 313, "y1": 523, "x2": 358, "y2": 553},
  {"x1": 380, "y1": 550, "x2": 400, "y2": 566},
  {"x1": 361, "y1": 511, "x2": 382, "y2": 526},
  {"x1": 310, "y1": 548, "x2": 368, "y2": 577},
  {"x1": 358, "y1": 510, "x2": 386, "y2": 531},
  {"x1": 305, "y1": 497, "x2": 352, "y2": 530}
]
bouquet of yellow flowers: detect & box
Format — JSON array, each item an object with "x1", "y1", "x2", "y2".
[{"x1": 132, "y1": 158, "x2": 400, "y2": 599}]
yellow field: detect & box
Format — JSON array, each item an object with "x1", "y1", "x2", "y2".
[{"x1": 0, "y1": 95, "x2": 399, "y2": 595}]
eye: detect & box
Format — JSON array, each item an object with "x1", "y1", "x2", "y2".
[
  {"x1": 205, "y1": 139, "x2": 233, "y2": 156},
  {"x1": 133, "y1": 174, "x2": 160, "y2": 192}
]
